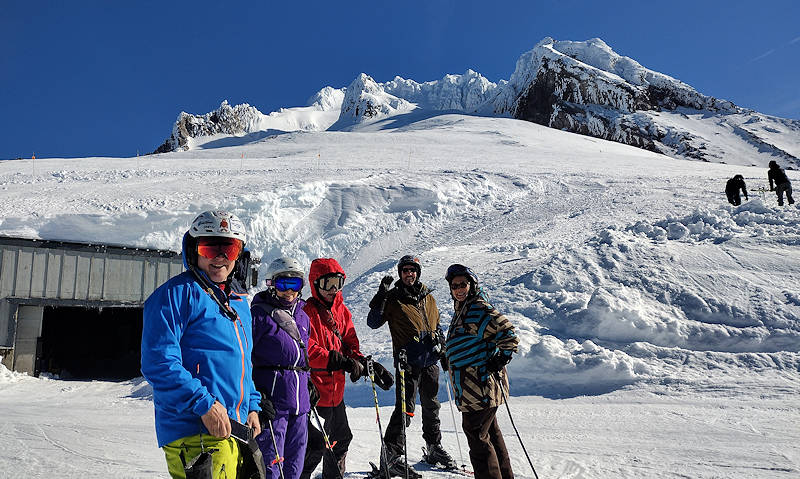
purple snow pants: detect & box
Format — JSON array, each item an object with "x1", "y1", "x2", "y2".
[{"x1": 256, "y1": 412, "x2": 309, "y2": 479}]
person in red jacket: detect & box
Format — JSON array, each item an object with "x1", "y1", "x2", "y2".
[{"x1": 300, "y1": 258, "x2": 366, "y2": 479}]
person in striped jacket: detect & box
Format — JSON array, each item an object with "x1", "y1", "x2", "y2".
[{"x1": 443, "y1": 264, "x2": 519, "y2": 479}]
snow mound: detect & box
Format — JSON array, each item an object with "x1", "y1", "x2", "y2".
[
  {"x1": 501, "y1": 201, "x2": 800, "y2": 393},
  {"x1": 631, "y1": 200, "x2": 800, "y2": 242},
  {"x1": 508, "y1": 330, "x2": 651, "y2": 397},
  {"x1": 307, "y1": 86, "x2": 346, "y2": 111},
  {"x1": 0, "y1": 359, "x2": 28, "y2": 384}
]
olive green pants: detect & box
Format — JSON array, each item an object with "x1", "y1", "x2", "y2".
[{"x1": 163, "y1": 434, "x2": 242, "y2": 479}]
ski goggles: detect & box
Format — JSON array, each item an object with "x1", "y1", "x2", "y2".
[
  {"x1": 315, "y1": 273, "x2": 345, "y2": 291},
  {"x1": 196, "y1": 238, "x2": 243, "y2": 260},
  {"x1": 267, "y1": 276, "x2": 304, "y2": 292}
]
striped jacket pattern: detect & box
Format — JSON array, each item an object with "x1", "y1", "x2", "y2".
[{"x1": 445, "y1": 293, "x2": 518, "y2": 412}]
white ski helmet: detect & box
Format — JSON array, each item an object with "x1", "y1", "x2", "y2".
[
  {"x1": 266, "y1": 256, "x2": 305, "y2": 279},
  {"x1": 188, "y1": 210, "x2": 247, "y2": 245}
]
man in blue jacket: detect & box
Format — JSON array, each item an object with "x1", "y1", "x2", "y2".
[{"x1": 142, "y1": 210, "x2": 262, "y2": 479}]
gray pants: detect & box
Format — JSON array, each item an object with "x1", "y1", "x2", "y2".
[{"x1": 776, "y1": 182, "x2": 794, "y2": 206}]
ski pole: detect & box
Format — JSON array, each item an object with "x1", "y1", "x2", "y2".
[
  {"x1": 367, "y1": 357, "x2": 391, "y2": 479},
  {"x1": 311, "y1": 406, "x2": 344, "y2": 479},
  {"x1": 494, "y1": 372, "x2": 540, "y2": 479},
  {"x1": 267, "y1": 419, "x2": 286, "y2": 479},
  {"x1": 443, "y1": 371, "x2": 467, "y2": 471},
  {"x1": 399, "y1": 350, "x2": 409, "y2": 479}
]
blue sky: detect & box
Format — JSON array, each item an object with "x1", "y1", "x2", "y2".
[{"x1": 2, "y1": 1, "x2": 798, "y2": 159}]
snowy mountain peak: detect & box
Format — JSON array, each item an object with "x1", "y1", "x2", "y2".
[
  {"x1": 307, "y1": 86, "x2": 346, "y2": 111},
  {"x1": 152, "y1": 37, "x2": 799, "y2": 167},
  {"x1": 333, "y1": 73, "x2": 414, "y2": 128},
  {"x1": 496, "y1": 37, "x2": 798, "y2": 165},
  {"x1": 383, "y1": 70, "x2": 499, "y2": 111},
  {"x1": 500, "y1": 36, "x2": 735, "y2": 116},
  {"x1": 154, "y1": 100, "x2": 263, "y2": 153}
]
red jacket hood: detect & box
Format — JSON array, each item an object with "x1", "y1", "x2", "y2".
[{"x1": 308, "y1": 258, "x2": 347, "y2": 305}]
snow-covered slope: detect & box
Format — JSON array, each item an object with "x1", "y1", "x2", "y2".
[
  {"x1": 1, "y1": 113, "x2": 799, "y2": 477},
  {"x1": 4, "y1": 115, "x2": 799, "y2": 393}
]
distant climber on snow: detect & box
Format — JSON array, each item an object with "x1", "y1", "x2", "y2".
[
  {"x1": 725, "y1": 175, "x2": 748, "y2": 206},
  {"x1": 768, "y1": 161, "x2": 794, "y2": 206}
]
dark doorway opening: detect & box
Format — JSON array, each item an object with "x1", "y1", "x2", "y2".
[{"x1": 38, "y1": 306, "x2": 143, "y2": 380}]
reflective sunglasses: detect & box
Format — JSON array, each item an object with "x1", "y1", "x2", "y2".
[
  {"x1": 268, "y1": 276, "x2": 304, "y2": 292},
  {"x1": 196, "y1": 238, "x2": 243, "y2": 260},
  {"x1": 400, "y1": 267, "x2": 418, "y2": 274},
  {"x1": 316, "y1": 274, "x2": 345, "y2": 291},
  {"x1": 449, "y1": 281, "x2": 470, "y2": 291}
]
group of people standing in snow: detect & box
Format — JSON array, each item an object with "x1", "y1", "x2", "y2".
[
  {"x1": 141, "y1": 210, "x2": 519, "y2": 479},
  {"x1": 725, "y1": 160, "x2": 794, "y2": 206}
]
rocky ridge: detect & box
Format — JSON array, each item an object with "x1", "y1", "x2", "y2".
[{"x1": 153, "y1": 38, "x2": 799, "y2": 167}]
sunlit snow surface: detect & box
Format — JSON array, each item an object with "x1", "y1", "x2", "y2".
[{"x1": 1, "y1": 115, "x2": 798, "y2": 478}]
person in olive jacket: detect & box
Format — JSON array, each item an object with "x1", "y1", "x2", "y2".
[{"x1": 367, "y1": 255, "x2": 456, "y2": 475}]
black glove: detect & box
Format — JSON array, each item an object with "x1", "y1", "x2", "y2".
[
  {"x1": 308, "y1": 379, "x2": 320, "y2": 408},
  {"x1": 486, "y1": 352, "x2": 512, "y2": 373},
  {"x1": 371, "y1": 361, "x2": 394, "y2": 390},
  {"x1": 349, "y1": 357, "x2": 365, "y2": 382},
  {"x1": 369, "y1": 276, "x2": 395, "y2": 309},
  {"x1": 326, "y1": 350, "x2": 349, "y2": 372},
  {"x1": 259, "y1": 393, "x2": 276, "y2": 422}
]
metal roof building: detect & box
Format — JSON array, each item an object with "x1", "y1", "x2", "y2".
[{"x1": 0, "y1": 236, "x2": 184, "y2": 378}]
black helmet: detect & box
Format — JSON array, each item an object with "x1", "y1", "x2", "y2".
[
  {"x1": 397, "y1": 255, "x2": 421, "y2": 277},
  {"x1": 445, "y1": 264, "x2": 478, "y2": 287},
  {"x1": 734, "y1": 174, "x2": 743, "y2": 180},
  {"x1": 769, "y1": 160, "x2": 778, "y2": 168}
]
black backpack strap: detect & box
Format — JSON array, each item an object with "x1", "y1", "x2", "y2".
[
  {"x1": 189, "y1": 266, "x2": 239, "y2": 322},
  {"x1": 253, "y1": 301, "x2": 311, "y2": 371}
]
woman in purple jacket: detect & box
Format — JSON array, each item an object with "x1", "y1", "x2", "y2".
[{"x1": 252, "y1": 257, "x2": 312, "y2": 479}]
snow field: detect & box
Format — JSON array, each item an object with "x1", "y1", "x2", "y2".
[{"x1": 0, "y1": 114, "x2": 798, "y2": 477}]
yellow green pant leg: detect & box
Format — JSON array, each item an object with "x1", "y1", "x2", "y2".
[{"x1": 163, "y1": 434, "x2": 242, "y2": 479}]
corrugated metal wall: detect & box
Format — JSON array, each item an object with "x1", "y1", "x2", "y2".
[
  {"x1": 0, "y1": 237, "x2": 184, "y2": 373},
  {"x1": 0, "y1": 239, "x2": 182, "y2": 305}
]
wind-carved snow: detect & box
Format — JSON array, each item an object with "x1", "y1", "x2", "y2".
[
  {"x1": 383, "y1": 70, "x2": 499, "y2": 111},
  {"x1": 502, "y1": 199, "x2": 800, "y2": 396}
]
